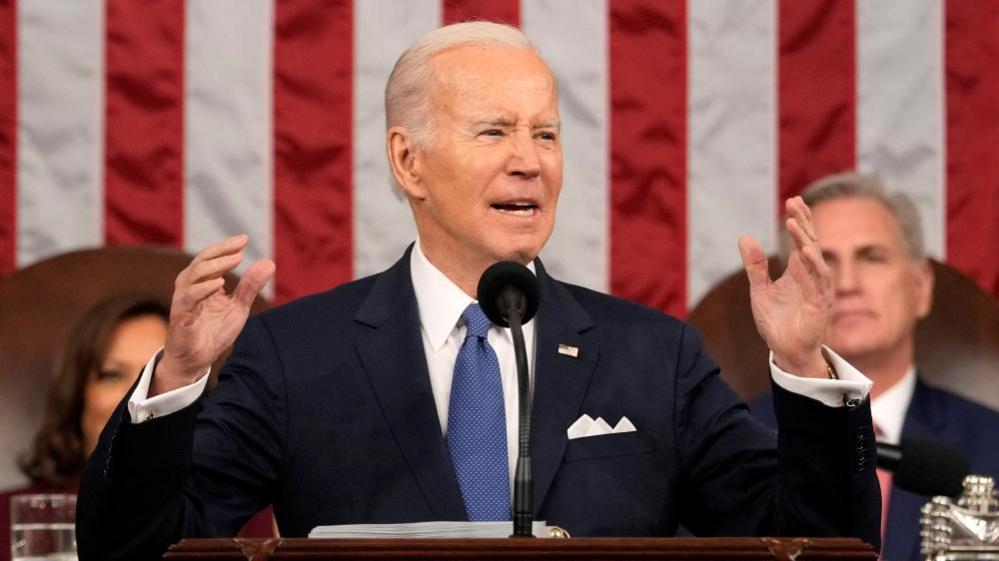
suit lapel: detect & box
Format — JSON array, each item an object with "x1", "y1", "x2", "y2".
[
  {"x1": 529, "y1": 262, "x2": 598, "y2": 515},
  {"x1": 353, "y1": 248, "x2": 467, "y2": 520},
  {"x1": 886, "y1": 378, "x2": 944, "y2": 561}
]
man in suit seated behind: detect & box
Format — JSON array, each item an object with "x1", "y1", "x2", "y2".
[
  {"x1": 78, "y1": 22, "x2": 880, "y2": 561},
  {"x1": 751, "y1": 172, "x2": 999, "y2": 561}
]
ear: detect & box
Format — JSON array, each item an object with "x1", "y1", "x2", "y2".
[
  {"x1": 386, "y1": 127, "x2": 427, "y2": 200},
  {"x1": 913, "y1": 259, "x2": 935, "y2": 319}
]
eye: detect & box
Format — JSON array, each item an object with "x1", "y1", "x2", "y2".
[
  {"x1": 536, "y1": 131, "x2": 558, "y2": 142},
  {"x1": 481, "y1": 129, "x2": 504, "y2": 137},
  {"x1": 96, "y1": 369, "x2": 125, "y2": 382}
]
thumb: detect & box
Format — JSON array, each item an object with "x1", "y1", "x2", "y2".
[
  {"x1": 738, "y1": 235, "x2": 770, "y2": 289},
  {"x1": 233, "y1": 259, "x2": 276, "y2": 309}
]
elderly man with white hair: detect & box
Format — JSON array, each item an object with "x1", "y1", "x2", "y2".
[{"x1": 78, "y1": 22, "x2": 880, "y2": 561}]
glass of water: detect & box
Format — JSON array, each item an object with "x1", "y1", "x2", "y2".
[{"x1": 10, "y1": 494, "x2": 77, "y2": 561}]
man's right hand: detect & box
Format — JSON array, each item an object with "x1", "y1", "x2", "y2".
[{"x1": 151, "y1": 235, "x2": 275, "y2": 396}]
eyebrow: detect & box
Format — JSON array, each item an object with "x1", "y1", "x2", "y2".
[
  {"x1": 473, "y1": 117, "x2": 561, "y2": 130},
  {"x1": 820, "y1": 244, "x2": 890, "y2": 259},
  {"x1": 475, "y1": 117, "x2": 514, "y2": 127}
]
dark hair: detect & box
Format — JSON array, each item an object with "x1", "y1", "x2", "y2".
[{"x1": 19, "y1": 295, "x2": 169, "y2": 484}]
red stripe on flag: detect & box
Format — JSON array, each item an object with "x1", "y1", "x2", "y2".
[
  {"x1": 609, "y1": 1, "x2": 687, "y2": 318},
  {"x1": 945, "y1": 0, "x2": 999, "y2": 299},
  {"x1": 778, "y1": 0, "x2": 856, "y2": 204},
  {"x1": 104, "y1": 0, "x2": 185, "y2": 246},
  {"x1": 0, "y1": 0, "x2": 15, "y2": 275},
  {"x1": 443, "y1": 0, "x2": 519, "y2": 26},
  {"x1": 273, "y1": 0, "x2": 353, "y2": 304}
]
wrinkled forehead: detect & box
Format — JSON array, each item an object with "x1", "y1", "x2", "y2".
[{"x1": 428, "y1": 44, "x2": 558, "y2": 100}]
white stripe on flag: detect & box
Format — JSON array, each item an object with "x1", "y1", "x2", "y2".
[
  {"x1": 687, "y1": 0, "x2": 778, "y2": 307},
  {"x1": 524, "y1": 0, "x2": 609, "y2": 292},
  {"x1": 353, "y1": 0, "x2": 438, "y2": 278},
  {"x1": 856, "y1": 0, "x2": 945, "y2": 258},
  {"x1": 17, "y1": 0, "x2": 104, "y2": 267},
  {"x1": 185, "y1": 0, "x2": 274, "y2": 291}
]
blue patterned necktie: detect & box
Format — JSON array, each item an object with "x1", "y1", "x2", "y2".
[{"x1": 446, "y1": 303, "x2": 510, "y2": 521}]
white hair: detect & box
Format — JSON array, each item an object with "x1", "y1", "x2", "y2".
[
  {"x1": 384, "y1": 21, "x2": 541, "y2": 148},
  {"x1": 800, "y1": 172, "x2": 927, "y2": 262}
]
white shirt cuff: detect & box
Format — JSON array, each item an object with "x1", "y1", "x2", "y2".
[
  {"x1": 127, "y1": 348, "x2": 211, "y2": 423},
  {"x1": 769, "y1": 346, "x2": 873, "y2": 408}
]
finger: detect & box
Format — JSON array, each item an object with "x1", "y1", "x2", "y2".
[
  {"x1": 175, "y1": 277, "x2": 226, "y2": 312},
  {"x1": 738, "y1": 235, "x2": 770, "y2": 288},
  {"x1": 232, "y1": 259, "x2": 276, "y2": 310},
  {"x1": 188, "y1": 252, "x2": 244, "y2": 284},
  {"x1": 786, "y1": 219, "x2": 831, "y2": 299},
  {"x1": 785, "y1": 197, "x2": 818, "y2": 241},
  {"x1": 799, "y1": 242, "x2": 832, "y2": 294},
  {"x1": 785, "y1": 214, "x2": 814, "y2": 256},
  {"x1": 190, "y1": 234, "x2": 250, "y2": 268},
  {"x1": 177, "y1": 235, "x2": 249, "y2": 287},
  {"x1": 793, "y1": 244, "x2": 827, "y2": 303}
]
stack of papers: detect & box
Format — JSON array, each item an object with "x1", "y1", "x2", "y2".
[{"x1": 309, "y1": 520, "x2": 555, "y2": 539}]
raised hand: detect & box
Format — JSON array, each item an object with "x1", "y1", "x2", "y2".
[
  {"x1": 152, "y1": 235, "x2": 275, "y2": 396},
  {"x1": 738, "y1": 197, "x2": 832, "y2": 378}
]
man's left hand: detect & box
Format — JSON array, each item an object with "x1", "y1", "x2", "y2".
[{"x1": 738, "y1": 196, "x2": 832, "y2": 378}]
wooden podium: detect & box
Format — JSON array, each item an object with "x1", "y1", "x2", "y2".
[{"x1": 164, "y1": 537, "x2": 877, "y2": 560}]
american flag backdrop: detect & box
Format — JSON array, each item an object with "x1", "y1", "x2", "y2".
[{"x1": 0, "y1": 0, "x2": 996, "y2": 317}]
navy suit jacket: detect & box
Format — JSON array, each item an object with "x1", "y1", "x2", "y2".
[
  {"x1": 78, "y1": 248, "x2": 880, "y2": 560},
  {"x1": 752, "y1": 378, "x2": 999, "y2": 561}
]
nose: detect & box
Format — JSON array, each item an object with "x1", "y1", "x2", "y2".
[
  {"x1": 832, "y1": 259, "x2": 861, "y2": 296},
  {"x1": 506, "y1": 130, "x2": 541, "y2": 180}
]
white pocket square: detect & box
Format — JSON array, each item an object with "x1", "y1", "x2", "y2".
[{"x1": 567, "y1": 414, "x2": 637, "y2": 439}]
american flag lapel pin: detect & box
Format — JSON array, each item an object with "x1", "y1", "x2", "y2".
[{"x1": 557, "y1": 344, "x2": 579, "y2": 358}]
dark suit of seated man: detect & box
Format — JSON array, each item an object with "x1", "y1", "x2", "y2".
[
  {"x1": 77, "y1": 22, "x2": 881, "y2": 561},
  {"x1": 750, "y1": 172, "x2": 999, "y2": 561}
]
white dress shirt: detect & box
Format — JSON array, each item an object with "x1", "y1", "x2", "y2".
[
  {"x1": 128, "y1": 240, "x2": 873, "y2": 490},
  {"x1": 870, "y1": 366, "x2": 917, "y2": 445}
]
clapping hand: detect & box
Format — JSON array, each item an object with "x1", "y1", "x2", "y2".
[
  {"x1": 737, "y1": 197, "x2": 832, "y2": 378},
  {"x1": 152, "y1": 235, "x2": 275, "y2": 396}
]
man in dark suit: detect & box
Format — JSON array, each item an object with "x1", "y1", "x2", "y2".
[
  {"x1": 750, "y1": 172, "x2": 999, "y2": 561},
  {"x1": 77, "y1": 22, "x2": 880, "y2": 560}
]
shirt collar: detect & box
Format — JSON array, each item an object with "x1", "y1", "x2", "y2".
[
  {"x1": 871, "y1": 366, "x2": 917, "y2": 445},
  {"x1": 410, "y1": 239, "x2": 536, "y2": 351}
]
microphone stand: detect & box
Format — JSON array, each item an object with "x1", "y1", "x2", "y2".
[{"x1": 507, "y1": 304, "x2": 533, "y2": 537}]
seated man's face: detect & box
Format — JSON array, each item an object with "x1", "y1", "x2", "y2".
[
  {"x1": 406, "y1": 45, "x2": 563, "y2": 268},
  {"x1": 811, "y1": 197, "x2": 933, "y2": 364}
]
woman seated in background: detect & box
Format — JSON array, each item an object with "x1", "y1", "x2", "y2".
[
  {"x1": 1, "y1": 295, "x2": 272, "y2": 559},
  {"x1": 1, "y1": 296, "x2": 168, "y2": 559}
]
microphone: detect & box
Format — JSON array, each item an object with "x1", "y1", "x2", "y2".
[
  {"x1": 876, "y1": 438, "x2": 970, "y2": 497},
  {"x1": 477, "y1": 261, "x2": 540, "y2": 538}
]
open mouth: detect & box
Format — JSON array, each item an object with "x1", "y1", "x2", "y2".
[{"x1": 491, "y1": 201, "x2": 539, "y2": 217}]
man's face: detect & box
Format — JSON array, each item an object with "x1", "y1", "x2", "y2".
[
  {"x1": 812, "y1": 197, "x2": 933, "y2": 364},
  {"x1": 402, "y1": 45, "x2": 562, "y2": 270}
]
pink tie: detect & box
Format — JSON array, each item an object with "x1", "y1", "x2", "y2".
[{"x1": 874, "y1": 424, "x2": 892, "y2": 560}]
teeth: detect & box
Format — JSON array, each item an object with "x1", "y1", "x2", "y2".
[{"x1": 495, "y1": 207, "x2": 535, "y2": 216}]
